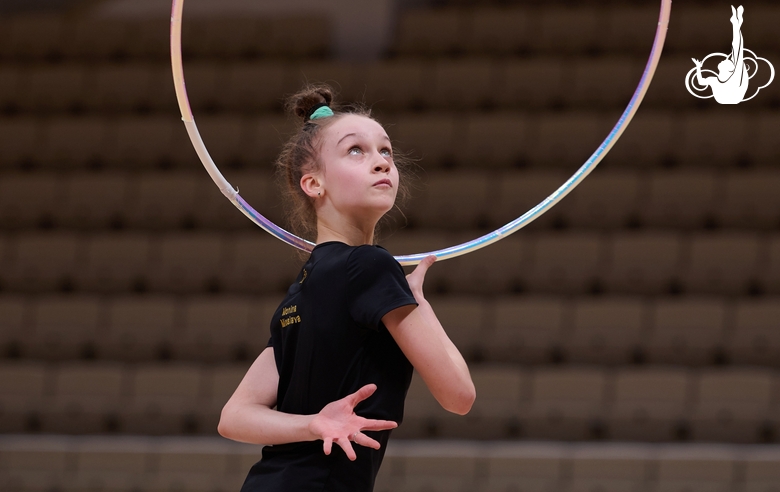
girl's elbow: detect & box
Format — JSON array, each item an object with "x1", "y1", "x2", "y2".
[
  {"x1": 217, "y1": 419, "x2": 231, "y2": 439},
  {"x1": 217, "y1": 404, "x2": 236, "y2": 439},
  {"x1": 217, "y1": 422, "x2": 230, "y2": 439},
  {"x1": 444, "y1": 385, "x2": 476, "y2": 416},
  {"x1": 460, "y1": 385, "x2": 477, "y2": 415}
]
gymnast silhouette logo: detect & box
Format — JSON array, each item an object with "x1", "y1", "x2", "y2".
[{"x1": 685, "y1": 5, "x2": 774, "y2": 104}]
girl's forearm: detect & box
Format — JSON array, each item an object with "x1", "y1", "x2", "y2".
[
  {"x1": 219, "y1": 403, "x2": 317, "y2": 445},
  {"x1": 415, "y1": 299, "x2": 472, "y2": 384}
]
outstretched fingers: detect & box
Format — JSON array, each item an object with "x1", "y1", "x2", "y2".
[
  {"x1": 353, "y1": 432, "x2": 382, "y2": 450},
  {"x1": 347, "y1": 383, "x2": 378, "y2": 407},
  {"x1": 336, "y1": 437, "x2": 357, "y2": 461},
  {"x1": 316, "y1": 385, "x2": 398, "y2": 461},
  {"x1": 322, "y1": 437, "x2": 333, "y2": 456},
  {"x1": 360, "y1": 417, "x2": 398, "y2": 432}
]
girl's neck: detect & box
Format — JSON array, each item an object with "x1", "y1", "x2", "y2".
[{"x1": 316, "y1": 221, "x2": 375, "y2": 247}]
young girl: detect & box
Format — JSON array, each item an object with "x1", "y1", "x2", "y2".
[{"x1": 217, "y1": 85, "x2": 476, "y2": 492}]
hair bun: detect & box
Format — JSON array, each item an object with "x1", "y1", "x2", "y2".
[{"x1": 287, "y1": 84, "x2": 335, "y2": 123}]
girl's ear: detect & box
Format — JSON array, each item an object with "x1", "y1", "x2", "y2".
[{"x1": 300, "y1": 172, "x2": 323, "y2": 199}]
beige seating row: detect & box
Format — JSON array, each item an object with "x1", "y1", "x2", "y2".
[
  {"x1": 0, "y1": 15, "x2": 329, "y2": 61},
  {"x1": 2, "y1": 437, "x2": 779, "y2": 492},
  {"x1": 2, "y1": 362, "x2": 780, "y2": 443},
  {"x1": 2, "y1": 56, "x2": 778, "y2": 116},
  {"x1": 380, "y1": 441, "x2": 780, "y2": 492},
  {"x1": 6, "y1": 5, "x2": 778, "y2": 62},
  {"x1": 393, "y1": 4, "x2": 780, "y2": 56},
  {"x1": 1, "y1": 293, "x2": 779, "y2": 366},
  {"x1": 0, "y1": 109, "x2": 778, "y2": 171},
  {"x1": 402, "y1": 366, "x2": 780, "y2": 443},
  {"x1": 0, "y1": 435, "x2": 256, "y2": 492},
  {"x1": 2, "y1": 230, "x2": 780, "y2": 297},
  {"x1": 3, "y1": 168, "x2": 780, "y2": 231}
]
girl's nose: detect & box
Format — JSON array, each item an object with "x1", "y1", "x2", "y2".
[{"x1": 374, "y1": 158, "x2": 390, "y2": 173}]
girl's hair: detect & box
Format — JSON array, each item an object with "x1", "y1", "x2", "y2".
[{"x1": 276, "y1": 83, "x2": 412, "y2": 242}]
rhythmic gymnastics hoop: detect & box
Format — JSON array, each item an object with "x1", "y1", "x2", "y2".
[{"x1": 170, "y1": 0, "x2": 672, "y2": 266}]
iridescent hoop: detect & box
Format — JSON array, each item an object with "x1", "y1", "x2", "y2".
[{"x1": 170, "y1": 0, "x2": 671, "y2": 266}]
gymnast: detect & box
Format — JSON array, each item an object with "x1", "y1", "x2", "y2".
[
  {"x1": 216, "y1": 85, "x2": 476, "y2": 492},
  {"x1": 692, "y1": 5, "x2": 748, "y2": 104}
]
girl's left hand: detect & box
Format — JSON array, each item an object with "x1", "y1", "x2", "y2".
[
  {"x1": 309, "y1": 384, "x2": 397, "y2": 461},
  {"x1": 405, "y1": 255, "x2": 437, "y2": 301}
]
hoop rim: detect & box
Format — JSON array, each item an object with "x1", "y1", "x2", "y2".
[{"x1": 170, "y1": 0, "x2": 672, "y2": 266}]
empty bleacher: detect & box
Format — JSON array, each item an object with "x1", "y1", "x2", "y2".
[
  {"x1": 2, "y1": 229, "x2": 780, "y2": 297},
  {"x1": 2, "y1": 361, "x2": 780, "y2": 442},
  {"x1": 1, "y1": 436, "x2": 780, "y2": 492},
  {"x1": 4, "y1": 169, "x2": 780, "y2": 231}
]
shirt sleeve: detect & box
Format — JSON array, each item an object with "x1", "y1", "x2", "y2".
[{"x1": 347, "y1": 245, "x2": 418, "y2": 330}]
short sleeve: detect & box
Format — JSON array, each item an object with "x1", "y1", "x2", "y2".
[{"x1": 347, "y1": 246, "x2": 418, "y2": 330}]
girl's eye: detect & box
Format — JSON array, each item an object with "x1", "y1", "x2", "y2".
[
  {"x1": 380, "y1": 148, "x2": 392, "y2": 157},
  {"x1": 348, "y1": 147, "x2": 362, "y2": 155}
]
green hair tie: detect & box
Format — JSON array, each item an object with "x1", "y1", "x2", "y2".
[{"x1": 309, "y1": 106, "x2": 334, "y2": 120}]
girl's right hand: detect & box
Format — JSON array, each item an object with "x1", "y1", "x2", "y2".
[
  {"x1": 405, "y1": 255, "x2": 437, "y2": 302},
  {"x1": 308, "y1": 384, "x2": 397, "y2": 461}
]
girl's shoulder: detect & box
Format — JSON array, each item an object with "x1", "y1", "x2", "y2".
[
  {"x1": 347, "y1": 244, "x2": 402, "y2": 277},
  {"x1": 349, "y1": 243, "x2": 395, "y2": 262},
  {"x1": 310, "y1": 242, "x2": 401, "y2": 277}
]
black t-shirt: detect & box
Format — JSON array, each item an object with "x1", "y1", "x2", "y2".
[{"x1": 240, "y1": 241, "x2": 418, "y2": 492}]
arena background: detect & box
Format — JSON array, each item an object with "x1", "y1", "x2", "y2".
[{"x1": 1, "y1": 0, "x2": 780, "y2": 490}]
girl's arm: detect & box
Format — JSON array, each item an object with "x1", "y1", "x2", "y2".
[
  {"x1": 218, "y1": 347, "x2": 398, "y2": 460},
  {"x1": 382, "y1": 256, "x2": 476, "y2": 415}
]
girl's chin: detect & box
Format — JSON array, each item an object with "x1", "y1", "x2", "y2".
[
  {"x1": 365, "y1": 195, "x2": 396, "y2": 209},
  {"x1": 358, "y1": 201, "x2": 396, "y2": 221}
]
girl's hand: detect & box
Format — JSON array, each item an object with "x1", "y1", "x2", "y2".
[
  {"x1": 308, "y1": 384, "x2": 397, "y2": 461},
  {"x1": 405, "y1": 255, "x2": 437, "y2": 302}
]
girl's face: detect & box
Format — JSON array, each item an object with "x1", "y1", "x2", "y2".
[{"x1": 309, "y1": 114, "x2": 399, "y2": 224}]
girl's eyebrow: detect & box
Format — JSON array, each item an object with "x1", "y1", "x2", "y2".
[
  {"x1": 337, "y1": 133, "x2": 357, "y2": 146},
  {"x1": 337, "y1": 133, "x2": 391, "y2": 146}
]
